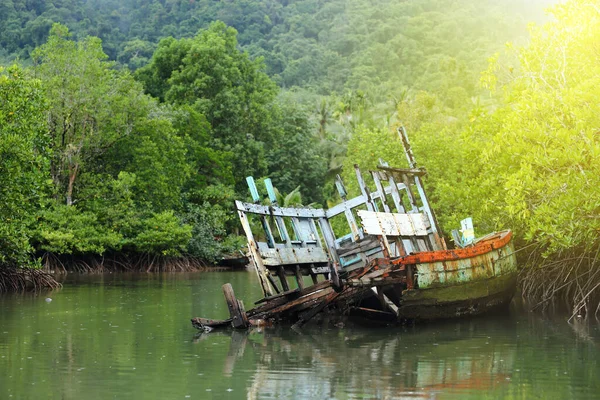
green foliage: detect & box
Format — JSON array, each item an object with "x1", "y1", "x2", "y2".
[
  {"x1": 0, "y1": 65, "x2": 49, "y2": 268},
  {"x1": 4, "y1": 0, "x2": 584, "y2": 270},
  {"x1": 104, "y1": 114, "x2": 190, "y2": 212},
  {"x1": 266, "y1": 97, "x2": 327, "y2": 204},
  {"x1": 32, "y1": 23, "x2": 154, "y2": 206},
  {"x1": 272, "y1": 186, "x2": 315, "y2": 208},
  {"x1": 182, "y1": 184, "x2": 241, "y2": 262},
  {"x1": 137, "y1": 21, "x2": 327, "y2": 205},
  {"x1": 137, "y1": 21, "x2": 279, "y2": 185},
  {"x1": 1, "y1": 20, "x2": 329, "y2": 264},
  {"x1": 463, "y1": 0, "x2": 600, "y2": 254},
  {"x1": 34, "y1": 205, "x2": 122, "y2": 254},
  {"x1": 342, "y1": 0, "x2": 600, "y2": 266},
  {"x1": 21, "y1": 24, "x2": 195, "y2": 260},
  {"x1": 129, "y1": 211, "x2": 192, "y2": 256}
]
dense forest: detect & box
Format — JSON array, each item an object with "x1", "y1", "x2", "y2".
[{"x1": 1, "y1": 0, "x2": 598, "y2": 316}]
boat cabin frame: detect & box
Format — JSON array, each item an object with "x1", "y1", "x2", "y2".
[{"x1": 236, "y1": 127, "x2": 446, "y2": 299}]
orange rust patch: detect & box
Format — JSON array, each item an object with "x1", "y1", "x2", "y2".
[{"x1": 393, "y1": 231, "x2": 512, "y2": 265}]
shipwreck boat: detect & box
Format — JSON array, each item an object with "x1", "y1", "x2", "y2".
[
  {"x1": 216, "y1": 250, "x2": 250, "y2": 269},
  {"x1": 191, "y1": 127, "x2": 517, "y2": 331}
]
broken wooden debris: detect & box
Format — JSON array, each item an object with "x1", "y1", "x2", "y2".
[
  {"x1": 223, "y1": 283, "x2": 249, "y2": 329},
  {"x1": 192, "y1": 258, "x2": 399, "y2": 332},
  {"x1": 191, "y1": 317, "x2": 232, "y2": 332}
]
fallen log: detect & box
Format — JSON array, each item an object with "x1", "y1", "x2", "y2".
[{"x1": 191, "y1": 317, "x2": 232, "y2": 332}]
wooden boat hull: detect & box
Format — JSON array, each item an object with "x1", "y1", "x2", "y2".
[
  {"x1": 216, "y1": 255, "x2": 250, "y2": 269},
  {"x1": 395, "y1": 230, "x2": 517, "y2": 320},
  {"x1": 397, "y1": 272, "x2": 517, "y2": 319}
]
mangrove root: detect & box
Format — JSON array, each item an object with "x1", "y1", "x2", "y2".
[{"x1": 0, "y1": 267, "x2": 61, "y2": 293}]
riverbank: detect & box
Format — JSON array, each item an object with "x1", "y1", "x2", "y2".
[
  {"x1": 40, "y1": 253, "x2": 210, "y2": 274},
  {"x1": 0, "y1": 267, "x2": 61, "y2": 293}
]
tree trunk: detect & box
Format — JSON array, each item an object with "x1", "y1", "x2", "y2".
[{"x1": 66, "y1": 162, "x2": 79, "y2": 206}]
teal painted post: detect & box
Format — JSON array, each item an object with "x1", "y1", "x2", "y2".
[
  {"x1": 246, "y1": 176, "x2": 276, "y2": 249},
  {"x1": 246, "y1": 176, "x2": 260, "y2": 203},
  {"x1": 263, "y1": 178, "x2": 291, "y2": 245},
  {"x1": 264, "y1": 178, "x2": 277, "y2": 203}
]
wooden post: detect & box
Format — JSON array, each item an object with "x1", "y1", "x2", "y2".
[
  {"x1": 277, "y1": 266, "x2": 290, "y2": 292},
  {"x1": 371, "y1": 171, "x2": 391, "y2": 213},
  {"x1": 295, "y1": 265, "x2": 305, "y2": 290},
  {"x1": 386, "y1": 175, "x2": 406, "y2": 213},
  {"x1": 310, "y1": 270, "x2": 319, "y2": 285},
  {"x1": 318, "y1": 217, "x2": 343, "y2": 290},
  {"x1": 401, "y1": 173, "x2": 419, "y2": 213},
  {"x1": 264, "y1": 178, "x2": 292, "y2": 246},
  {"x1": 336, "y1": 174, "x2": 362, "y2": 241},
  {"x1": 236, "y1": 206, "x2": 276, "y2": 297},
  {"x1": 406, "y1": 265, "x2": 415, "y2": 290},
  {"x1": 246, "y1": 177, "x2": 277, "y2": 248},
  {"x1": 223, "y1": 283, "x2": 249, "y2": 329},
  {"x1": 355, "y1": 164, "x2": 376, "y2": 212},
  {"x1": 397, "y1": 127, "x2": 446, "y2": 250}
]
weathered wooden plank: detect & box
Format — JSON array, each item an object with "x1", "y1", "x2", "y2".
[
  {"x1": 237, "y1": 210, "x2": 276, "y2": 297},
  {"x1": 253, "y1": 288, "x2": 300, "y2": 305},
  {"x1": 325, "y1": 195, "x2": 366, "y2": 219},
  {"x1": 375, "y1": 286, "x2": 399, "y2": 316},
  {"x1": 309, "y1": 219, "x2": 322, "y2": 247},
  {"x1": 323, "y1": 183, "x2": 407, "y2": 219},
  {"x1": 251, "y1": 280, "x2": 330, "y2": 307},
  {"x1": 266, "y1": 274, "x2": 281, "y2": 294},
  {"x1": 400, "y1": 173, "x2": 419, "y2": 212},
  {"x1": 264, "y1": 178, "x2": 292, "y2": 246},
  {"x1": 263, "y1": 177, "x2": 277, "y2": 203},
  {"x1": 310, "y1": 271, "x2": 319, "y2": 285},
  {"x1": 253, "y1": 287, "x2": 334, "y2": 318},
  {"x1": 245, "y1": 176, "x2": 261, "y2": 202},
  {"x1": 357, "y1": 210, "x2": 429, "y2": 237},
  {"x1": 295, "y1": 218, "x2": 316, "y2": 243},
  {"x1": 336, "y1": 236, "x2": 381, "y2": 258},
  {"x1": 292, "y1": 290, "x2": 341, "y2": 329},
  {"x1": 259, "y1": 247, "x2": 330, "y2": 266},
  {"x1": 355, "y1": 165, "x2": 375, "y2": 212},
  {"x1": 346, "y1": 277, "x2": 406, "y2": 287},
  {"x1": 317, "y1": 216, "x2": 340, "y2": 265},
  {"x1": 354, "y1": 172, "x2": 392, "y2": 260},
  {"x1": 377, "y1": 166, "x2": 427, "y2": 177},
  {"x1": 235, "y1": 200, "x2": 327, "y2": 218},
  {"x1": 311, "y1": 265, "x2": 330, "y2": 274},
  {"x1": 385, "y1": 172, "x2": 406, "y2": 214}
]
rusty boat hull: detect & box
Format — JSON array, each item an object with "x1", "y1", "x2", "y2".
[{"x1": 395, "y1": 231, "x2": 517, "y2": 320}]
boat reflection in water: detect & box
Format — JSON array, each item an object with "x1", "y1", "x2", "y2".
[{"x1": 195, "y1": 317, "x2": 516, "y2": 399}]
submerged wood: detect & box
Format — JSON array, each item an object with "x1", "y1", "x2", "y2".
[{"x1": 191, "y1": 127, "x2": 518, "y2": 331}]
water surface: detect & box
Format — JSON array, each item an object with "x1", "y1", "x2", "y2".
[{"x1": 0, "y1": 271, "x2": 598, "y2": 399}]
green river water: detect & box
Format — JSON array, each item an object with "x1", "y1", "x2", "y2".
[{"x1": 0, "y1": 271, "x2": 598, "y2": 399}]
